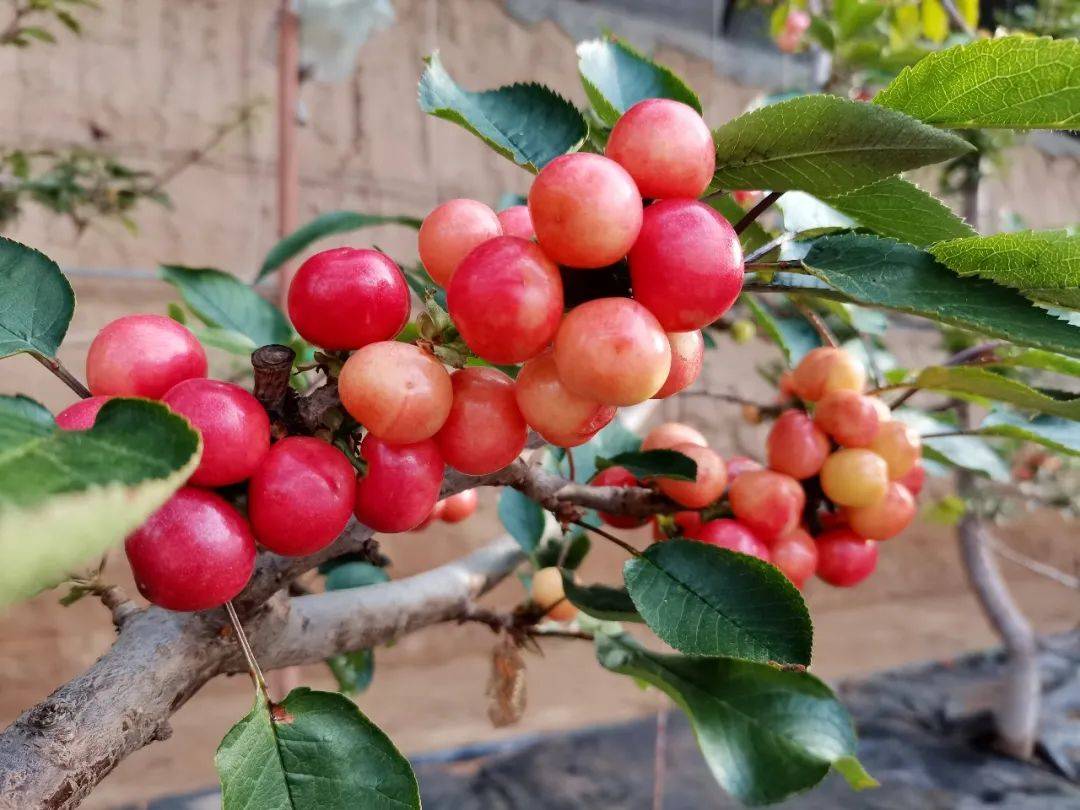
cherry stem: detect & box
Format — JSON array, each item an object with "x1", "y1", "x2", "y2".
[
  {"x1": 793, "y1": 301, "x2": 839, "y2": 348},
  {"x1": 224, "y1": 600, "x2": 272, "y2": 702},
  {"x1": 566, "y1": 446, "x2": 577, "y2": 482},
  {"x1": 572, "y1": 520, "x2": 641, "y2": 557},
  {"x1": 31, "y1": 352, "x2": 91, "y2": 399},
  {"x1": 734, "y1": 191, "x2": 782, "y2": 235}
]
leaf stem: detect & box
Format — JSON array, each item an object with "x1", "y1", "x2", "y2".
[
  {"x1": 734, "y1": 191, "x2": 782, "y2": 235},
  {"x1": 742, "y1": 282, "x2": 853, "y2": 303},
  {"x1": 31, "y1": 352, "x2": 92, "y2": 399},
  {"x1": 744, "y1": 233, "x2": 793, "y2": 263},
  {"x1": 225, "y1": 600, "x2": 272, "y2": 702},
  {"x1": 572, "y1": 520, "x2": 641, "y2": 557},
  {"x1": 793, "y1": 301, "x2": 839, "y2": 348}
]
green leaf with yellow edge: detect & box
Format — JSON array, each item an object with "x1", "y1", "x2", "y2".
[
  {"x1": 911, "y1": 366, "x2": 1080, "y2": 420},
  {"x1": 0, "y1": 236, "x2": 74, "y2": 359}
]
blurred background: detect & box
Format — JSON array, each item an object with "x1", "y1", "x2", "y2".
[{"x1": 0, "y1": 1, "x2": 1077, "y2": 807}]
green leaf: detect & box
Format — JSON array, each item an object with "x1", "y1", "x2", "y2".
[
  {"x1": 576, "y1": 37, "x2": 701, "y2": 127},
  {"x1": 743, "y1": 295, "x2": 822, "y2": 367},
  {"x1": 327, "y1": 649, "x2": 376, "y2": 696},
  {"x1": 325, "y1": 561, "x2": 390, "y2": 591},
  {"x1": 801, "y1": 234, "x2": 1080, "y2": 358},
  {"x1": 911, "y1": 366, "x2": 1080, "y2": 420},
  {"x1": 989, "y1": 347, "x2": 1080, "y2": 377},
  {"x1": 893, "y1": 410, "x2": 1010, "y2": 481},
  {"x1": 596, "y1": 449, "x2": 697, "y2": 481},
  {"x1": 835, "y1": 0, "x2": 885, "y2": 38},
  {"x1": 825, "y1": 176, "x2": 976, "y2": 247},
  {"x1": 160, "y1": 264, "x2": 293, "y2": 348},
  {"x1": 498, "y1": 487, "x2": 545, "y2": 553},
  {"x1": 561, "y1": 570, "x2": 642, "y2": 623},
  {"x1": 0, "y1": 237, "x2": 74, "y2": 359},
  {"x1": 187, "y1": 325, "x2": 258, "y2": 356},
  {"x1": 875, "y1": 36, "x2": 1080, "y2": 129},
  {"x1": 560, "y1": 419, "x2": 642, "y2": 483},
  {"x1": 216, "y1": 687, "x2": 420, "y2": 809},
  {"x1": 0, "y1": 397, "x2": 200, "y2": 607},
  {"x1": 257, "y1": 211, "x2": 421, "y2": 280},
  {"x1": 418, "y1": 52, "x2": 587, "y2": 172},
  {"x1": 623, "y1": 540, "x2": 812, "y2": 664},
  {"x1": 977, "y1": 411, "x2": 1080, "y2": 456},
  {"x1": 596, "y1": 634, "x2": 872, "y2": 804},
  {"x1": 535, "y1": 529, "x2": 591, "y2": 571},
  {"x1": 711, "y1": 95, "x2": 973, "y2": 196},
  {"x1": 930, "y1": 230, "x2": 1080, "y2": 309}
]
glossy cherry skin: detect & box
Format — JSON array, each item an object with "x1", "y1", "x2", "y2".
[
  {"x1": 770, "y1": 529, "x2": 818, "y2": 589},
  {"x1": 497, "y1": 205, "x2": 535, "y2": 240},
  {"x1": 870, "y1": 421, "x2": 922, "y2": 479},
  {"x1": 790, "y1": 347, "x2": 866, "y2": 403},
  {"x1": 531, "y1": 566, "x2": 578, "y2": 622},
  {"x1": 353, "y1": 435, "x2": 445, "y2": 533},
  {"x1": 554, "y1": 298, "x2": 671, "y2": 406},
  {"x1": 728, "y1": 469, "x2": 806, "y2": 541},
  {"x1": 605, "y1": 98, "x2": 715, "y2": 199},
  {"x1": 819, "y1": 448, "x2": 889, "y2": 508},
  {"x1": 592, "y1": 466, "x2": 647, "y2": 529},
  {"x1": 55, "y1": 396, "x2": 111, "y2": 430},
  {"x1": 415, "y1": 499, "x2": 447, "y2": 530},
  {"x1": 447, "y1": 236, "x2": 564, "y2": 364},
  {"x1": 653, "y1": 331, "x2": 704, "y2": 399},
  {"x1": 287, "y1": 247, "x2": 410, "y2": 350},
  {"x1": 815, "y1": 528, "x2": 878, "y2": 587},
  {"x1": 162, "y1": 379, "x2": 270, "y2": 487},
  {"x1": 440, "y1": 489, "x2": 478, "y2": 523},
  {"x1": 435, "y1": 367, "x2": 527, "y2": 475},
  {"x1": 125, "y1": 487, "x2": 256, "y2": 611},
  {"x1": 847, "y1": 481, "x2": 916, "y2": 541},
  {"x1": 529, "y1": 153, "x2": 643, "y2": 269},
  {"x1": 339, "y1": 342, "x2": 453, "y2": 443},
  {"x1": 87, "y1": 314, "x2": 207, "y2": 399},
  {"x1": 628, "y1": 200, "x2": 744, "y2": 332},
  {"x1": 418, "y1": 198, "x2": 502, "y2": 286},
  {"x1": 814, "y1": 390, "x2": 881, "y2": 448},
  {"x1": 653, "y1": 510, "x2": 704, "y2": 540},
  {"x1": 247, "y1": 437, "x2": 356, "y2": 556},
  {"x1": 657, "y1": 443, "x2": 727, "y2": 509},
  {"x1": 897, "y1": 462, "x2": 926, "y2": 497},
  {"x1": 726, "y1": 455, "x2": 763, "y2": 480},
  {"x1": 514, "y1": 349, "x2": 616, "y2": 448},
  {"x1": 641, "y1": 422, "x2": 707, "y2": 451},
  {"x1": 696, "y1": 519, "x2": 772, "y2": 562},
  {"x1": 766, "y1": 409, "x2": 830, "y2": 480}
]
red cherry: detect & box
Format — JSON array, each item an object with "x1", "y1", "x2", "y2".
[
  {"x1": 847, "y1": 481, "x2": 916, "y2": 541},
  {"x1": 696, "y1": 519, "x2": 772, "y2": 562},
  {"x1": 770, "y1": 529, "x2": 818, "y2": 588},
  {"x1": 653, "y1": 330, "x2": 704, "y2": 399},
  {"x1": 725, "y1": 455, "x2": 763, "y2": 480},
  {"x1": 415, "y1": 499, "x2": 447, "y2": 531},
  {"x1": 286, "y1": 248, "x2": 410, "y2": 350},
  {"x1": 815, "y1": 528, "x2": 878, "y2": 586},
  {"x1": 440, "y1": 489, "x2": 479, "y2": 523},
  {"x1": 514, "y1": 349, "x2": 616, "y2": 448},
  {"x1": 814, "y1": 390, "x2": 881, "y2": 448},
  {"x1": 529, "y1": 153, "x2": 643, "y2": 268},
  {"x1": 728, "y1": 469, "x2": 806, "y2": 541},
  {"x1": 353, "y1": 434, "x2": 444, "y2": 533},
  {"x1": 605, "y1": 98, "x2": 715, "y2": 199},
  {"x1": 86, "y1": 315, "x2": 207, "y2": 399},
  {"x1": 591, "y1": 466, "x2": 646, "y2": 529},
  {"x1": 496, "y1": 205, "x2": 535, "y2": 240},
  {"x1": 435, "y1": 367, "x2": 527, "y2": 475},
  {"x1": 897, "y1": 462, "x2": 926, "y2": 497},
  {"x1": 163, "y1": 379, "x2": 270, "y2": 487},
  {"x1": 418, "y1": 198, "x2": 502, "y2": 286},
  {"x1": 55, "y1": 396, "x2": 111, "y2": 430},
  {"x1": 447, "y1": 236, "x2": 564, "y2": 364},
  {"x1": 651, "y1": 510, "x2": 704, "y2": 540},
  {"x1": 656, "y1": 443, "x2": 727, "y2": 509},
  {"x1": 628, "y1": 200, "x2": 744, "y2": 332},
  {"x1": 766, "y1": 409, "x2": 831, "y2": 480},
  {"x1": 247, "y1": 437, "x2": 356, "y2": 556},
  {"x1": 125, "y1": 487, "x2": 256, "y2": 611},
  {"x1": 641, "y1": 422, "x2": 707, "y2": 451}
]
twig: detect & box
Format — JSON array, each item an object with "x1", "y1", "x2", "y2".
[
  {"x1": 921, "y1": 429, "x2": 982, "y2": 439},
  {"x1": 526, "y1": 627, "x2": 595, "y2": 641},
  {"x1": 224, "y1": 600, "x2": 271, "y2": 703},
  {"x1": 734, "y1": 191, "x2": 782, "y2": 235},
  {"x1": 572, "y1": 520, "x2": 641, "y2": 557},
  {"x1": 566, "y1": 446, "x2": 576, "y2": 482},
  {"x1": 940, "y1": 0, "x2": 977, "y2": 37},
  {"x1": 887, "y1": 341, "x2": 1004, "y2": 409},
  {"x1": 744, "y1": 260, "x2": 805, "y2": 271},
  {"x1": 793, "y1": 300, "x2": 838, "y2": 347},
  {"x1": 744, "y1": 233, "x2": 794, "y2": 264},
  {"x1": 742, "y1": 282, "x2": 852, "y2": 303},
  {"x1": 31, "y1": 352, "x2": 91, "y2": 398},
  {"x1": 990, "y1": 538, "x2": 1080, "y2": 590}
]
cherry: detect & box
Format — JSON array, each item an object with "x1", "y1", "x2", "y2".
[
  {"x1": 55, "y1": 396, "x2": 111, "y2": 430},
  {"x1": 814, "y1": 390, "x2": 881, "y2": 447},
  {"x1": 790, "y1": 347, "x2": 866, "y2": 402},
  {"x1": 653, "y1": 330, "x2": 704, "y2": 399},
  {"x1": 287, "y1": 247, "x2": 410, "y2": 350},
  {"x1": 592, "y1": 466, "x2": 647, "y2": 529},
  {"x1": 897, "y1": 461, "x2": 926, "y2": 497},
  {"x1": 125, "y1": 487, "x2": 256, "y2": 611},
  {"x1": 657, "y1": 443, "x2": 727, "y2": 509},
  {"x1": 415, "y1": 499, "x2": 447, "y2": 531},
  {"x1": 447, "y1": 236, "x2": 564, "y2": 364},
  {"x1": 652, "y1": 510, "x2": 704, "y2": 540},
  {"x1": 605, "y1": 98, "x2": 715, "y2": 199},
  {"x1": 418, "y1": 198, "x2": 502, "y2": 286},
  {"x1": 496, "y1": 205, "x2": 535, "y2": 240},
  {"x1": 815, "y1": 528, "x2": 878, "y2": 587},
  {"x1": 848, "y1": 481, "x2": 916, "y2": 540},
  {"x1": 778, "y1": 371, "x2": 797, "y2": 400},
  {"x1": 528, "y1": 153, "x2": 642, "y2": 268},
  {"x1": 86, "y1": 314, "x2": 207, "y2": 399},
  {"x1": 820, "y1": 448, "x2": 889, "y2": 508},
  {"x1": 628, "y1": 200, "x2": 743, "y2": 331},
  {"x1": 554, "y1": 297, "x2": 671, "y2": 405},
  {"x1": 514, "y1": 349, "x2": 615, "y2": 447},
  {"x1": 353, "y1": 434, "x2": 444, "y2": 533},
  {"x1": 641, "y1": 422, "x2": 707, "y2": 452},
  {"x1": 766, "y1": 409, "x2": 830, "y2": 480},
  {"x1": 870, "y1": 421, "x2": 922, "y2": 479},
  {"x1": 247, "y1": 437, "x2": 356, "y2": 556},
  {"x1": 531, "y1": 566, "x2": 577, "y2": 622},
  {"x1": 440, "y1": 489, "x2": 479, "y2": 523},
  {"x1": 339, "y1": 341, "x2": 453, "y2": 443},
  {"x1": 435, "y1": 367, "x2": 527, "y2": 475},
  {"x1": 770, "y1": 529, "x2": 818, "y2": 588},
  {"x1": 162, "y1": 379, "x2": 270, "y2": 487},
  {"x1": 728, "y1": 469, "x2": 805, "y2": 541},
  {"x1": 696, "y1": 519, "x2": 771, "y2": 562},
  {"x1": 726, "y1": 455, "x2": 763, "y2": 480}
]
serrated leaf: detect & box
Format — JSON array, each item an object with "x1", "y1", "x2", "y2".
[
  {"x1": 876, "y1": 36, "x2": 1080, "y2": 129},
  {"x1": 977, "y1": 411, "x2": 1080, "y2": 456},
  {"x1": 576, "y1": 37, "x2": 701, "y2": 126},
  {"x1": 0, "y1": 397, "x2": 200, "y2": 607},
  {"x1": 624, "y1": 540, "x2": 812, "y2": 664},
  {"x1": 0, "y1": 237, "x2": 74, "y2": 359},
  {"x1": 561, "y1": 570, "x2": 642, "y2": 622},
  {"x1": 498, "y1": 487, "x2": 545, "y2": 553},
  {"x1": 257, "y1": 211, "x2": 421, "y2": 280},
  {"x1": 989, "y1": 347, "x2": 1080, "y2": 377},
  {"x1": 712, "y1": 95, "x2": 973, "y2": 196},
  {"x1": 216, "y1": 687, "x2": 420, "y2": 809},
  {"x1": 825, "y1": 176, "x2": 976, "y2": 247},
  {"x1": 596, "y1": 449, "x2": 697, "y2": 481},
  {"x1": 160, "y1": 264, "x2": 293, "y2": 348},
  {"x1": 930, "y1": 230, "x2": 1080, "y2": 309},
  {"x1": 418, "y1": 52, "x2": 587, "y2": 172},
  {"x1": 801, "y1": 234, "x2": 1080, "y2": 358},
  {"x1": 893, "y1": 410, "x2": 1010, "y2": 481},
  {"x1": 596, "y1": 633, "x2": 869, "y2": 804},
  {"x1": 743, "y1": 295, "x2": 823, "y2": 367},
  {"x1": 912, "y1": 365, "x2": 1080, "y2": 420}
]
